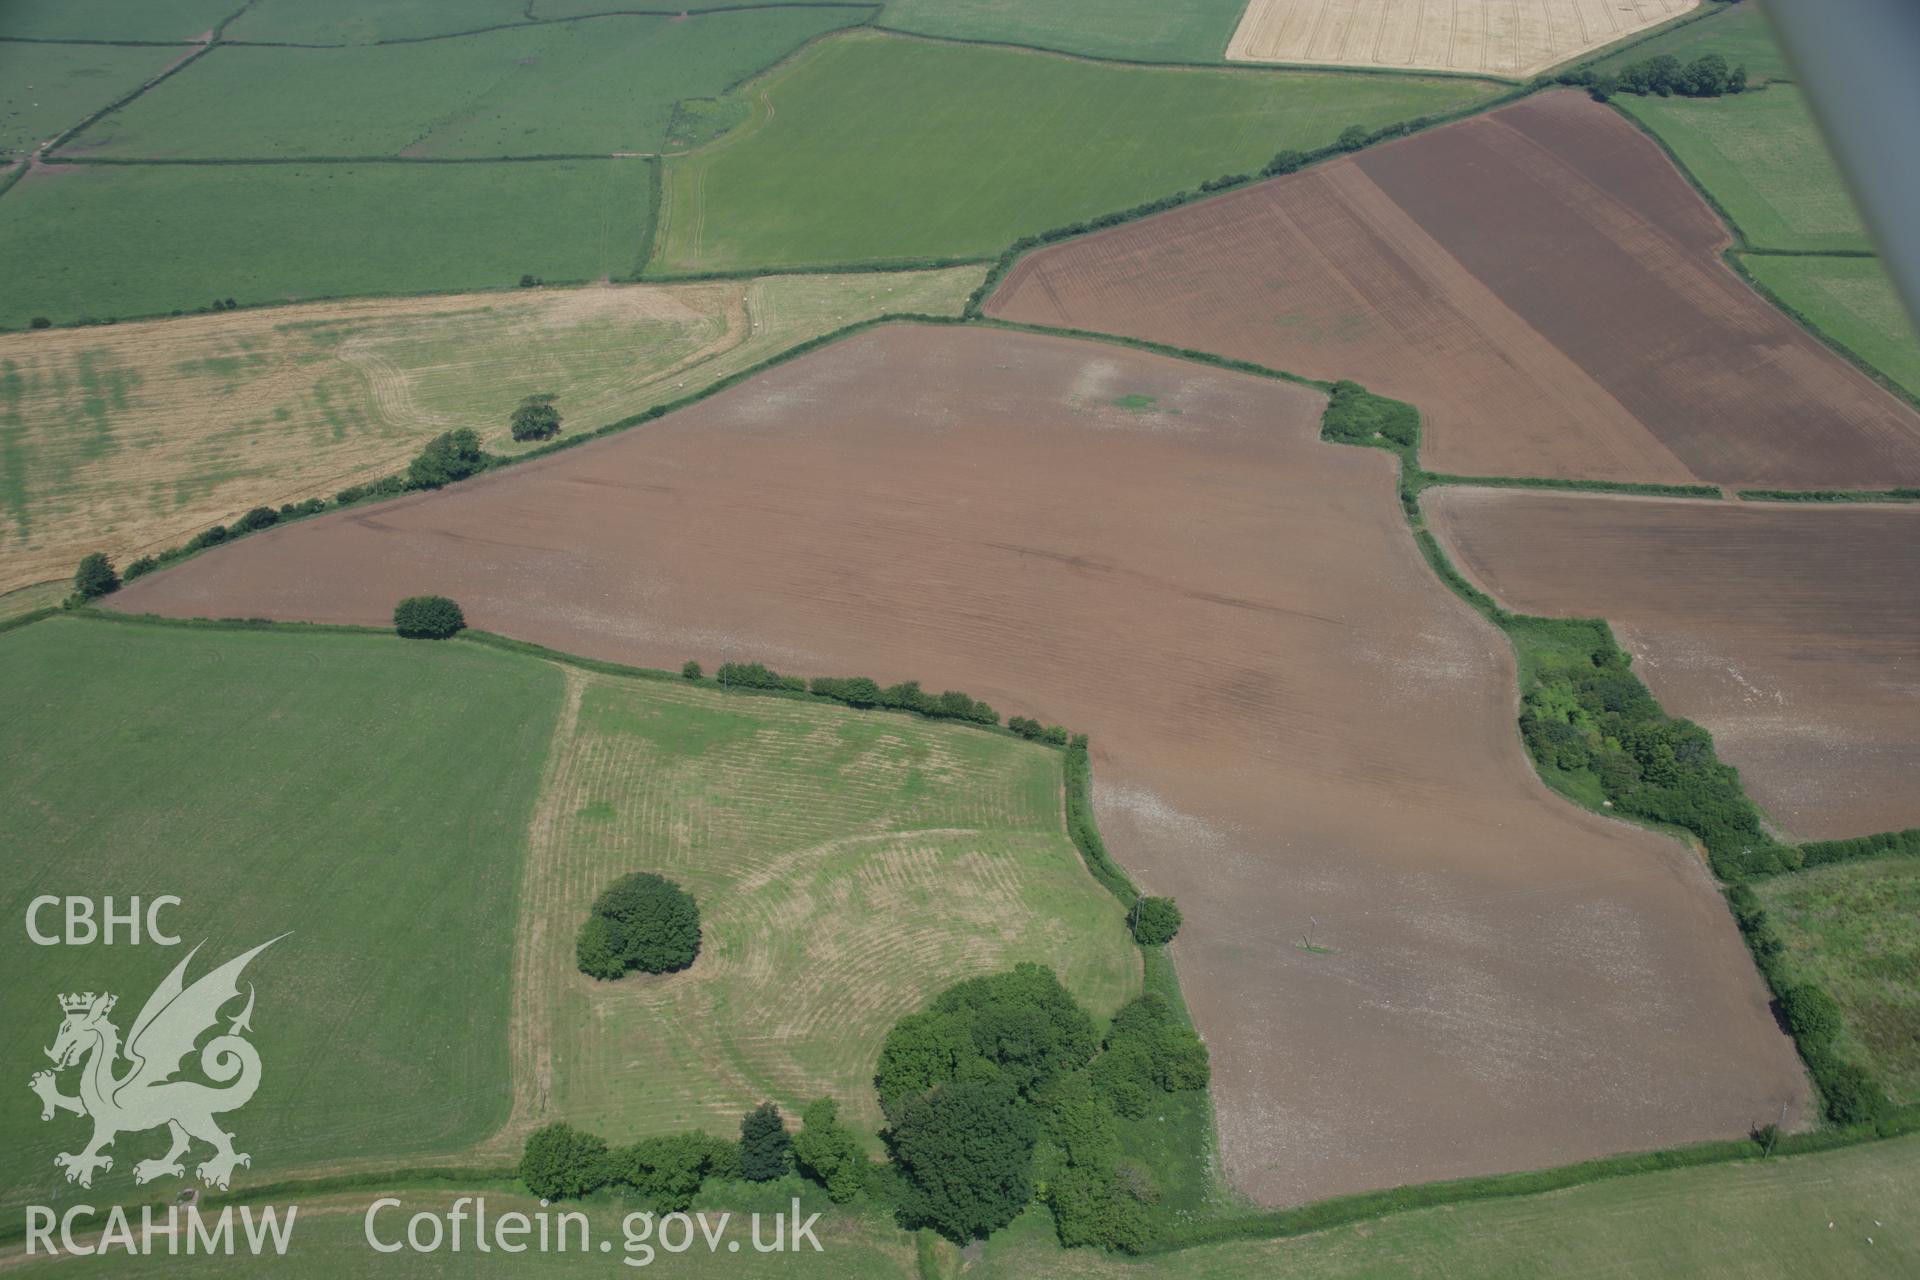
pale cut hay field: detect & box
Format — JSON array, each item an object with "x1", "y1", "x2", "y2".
[{"x1": 1226, "y1": 0, "x2": 1698, "y2": 78}]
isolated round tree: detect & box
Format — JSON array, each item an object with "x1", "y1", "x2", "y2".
[
  {"x1": 1130, "y1": 896, "x2": 1182, "y2": 946},
  {"x1": 578, "y1": 872, "x2": 701, "y2": 977}
]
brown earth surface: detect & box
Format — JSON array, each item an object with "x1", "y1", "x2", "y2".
[
  {"x1": 1426, "y1": 487, "x2": 1920, "y2": 841},
  {"x1": 109, "y1": 324, "x2": 1806, "y2": 1206},
  {"x1": 988, "y1": 91, "x2": 1920, "y2": 491}
]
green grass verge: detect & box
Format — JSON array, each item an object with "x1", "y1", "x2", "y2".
[
  {"x1": 1587, "y1": 1, "x2": 1792, "y2": 85},
  {"x1": 875, "y1": 0, "x2": 1248, "y2": 64},
  {"x1": 1758, "y1": 857, "x2": 1920, "y2": 1104},
  {"x1": 1617, "y1": 86, "x2": 1870, "y2": 253},
  {"x1": 654, "y1": 30, "x2": 1502, "y2": 271},
  {"x1": 72, "y1": 10, "x2": 869, "y2": 158},
  {"x1": 0, "y1": 42, "x2": 186, "y2": 156},
  {"x1": 1739, "y1": 253, "x2": 1920, "y2": 402},
  {"x1": 0, "y1": 158, "x2": 654, "y2": 328},
  {"x1": 0, "y1": 0, "x2": 234, "y2": 42},
  {"x1": 0, "y1": 615, "x2": 565, "y2": 1215}
]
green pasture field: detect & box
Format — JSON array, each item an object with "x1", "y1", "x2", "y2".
[
  {"x1": 654, "y1": 31, "x2": 1501, "y2": 271},
  {"x1": 0, "y1": 617, "x2": 564, "y2": 1213},
  {"x1": 1758, "y1": 857, "x2": 1920, "y2": 1104},
  {"x1": 1620, "y1": 85, "x2": 1870, "y2": 253},
  {"x1": 0, "y1": 158, "x2": 653, "y2": 328},
  {"x1": 1744, "y1": 253, "x2": 1920, "y2": 401},
  {"x1": 0, "y1": 0, "x2": 232, "y2": 42},
  {"x1": 1590, "y1": 1, "x2": 1792, "y2": 85},
  {"x1": 0, "y1": 42, "x2": 182, "y2": 156},
  {"x1": 226, "y1": 0, "x2": 532, "y2": 44},
  {"x1": 876, "y1": 0, "x2": 1250, "y2": 63},
  {"x1": 969, "y1": 1133, "x2": 1920, "y2": 1278},
  {"x1": 525, "y1": 669, "x2": 1140, "y2": 1147},
  {"x1": 71, "y1": 10, "x2": 866, "y2": 159}
]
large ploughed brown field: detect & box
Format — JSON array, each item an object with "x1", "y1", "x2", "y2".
[
  {"x1": 988, "y1": 92, "x2": 1920, "y2": 491},
  {"x1": 1427, "y1": 488, "x2": 1920, "y2": 842},
  {"x1": 110, "y1": 325, "x2": 1805, "y2": 1206}
]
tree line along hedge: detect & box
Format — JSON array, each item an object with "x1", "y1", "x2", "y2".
[
  {"x1": 710, "y1": 659, "x2": 1004, "y2": 729},
  {"x1": 518, "y1": 1096, "x2": 865, "y2": 1211}
]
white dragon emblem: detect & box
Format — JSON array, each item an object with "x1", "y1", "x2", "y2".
[{"x1": 29, "y1": 936, "x2": 284, "y2": 1191}]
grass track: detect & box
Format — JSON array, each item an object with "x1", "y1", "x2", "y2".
[
  {"x1": 0, "y1": 42, "x2": 185, "y2": 156},
  {"x1": 655, "y1": 30, "x2": 1502, "y2": 271},
  {"x1": 1742, "y1": 253, "x2": 1920, "y2": 402},
  {"x1": 0, "y1": 617, "x2": 564, "y2": 1213},
  {"x1": 1758, "y1": 858, "x2": 1920, "y2": 1105},
  {"x1": 1619, "y1": 86, "x2": 1870, "y2": 253},
  {"x1": 513, "y1": 669, "x2": 1140, "y2": 1150},
  {"x1": 74, "y1": 10, "x2": 868, "y2": 158},
  {"x1": 0, "y1": 265, "x2": 980, "y2": 594},
  {"x1": 876, "y1": 0, "x2": 1250, "y2": 63},
  {"x1": 0, "y1": 158, "x2": 655, "y2": 330}
]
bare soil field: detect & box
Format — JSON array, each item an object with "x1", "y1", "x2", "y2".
[
  {"x1": 110, "y1": 324, "x2": 1805, "y2": 1206},
  {"x1": 1227, "y1": 0, "x2": 1698, "y2": 78},
  {"x1": 0, "y1": 267, "x2": 980, "y2": 594},
  {"x1": 1426, "y1": 488, "x2": 1920, "y2": 841},
  {"x1": 988, "y1": 92, "x2": 1920, "y2": 491}
]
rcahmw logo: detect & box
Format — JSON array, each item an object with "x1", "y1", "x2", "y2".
[{"x1": 30, "y1": 936, "x2": 284, "y2": 1190}]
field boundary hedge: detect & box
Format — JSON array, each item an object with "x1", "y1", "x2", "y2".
[
  {"x1": 1293, "y1": 379, "x2": 1914, "y2": 1130},
  {"x1": 1553, "y1": 0, "x2": 1737, "y2": 82},
  {"x1": 862, "y1": 24, "x2": 1516, "y2": 84},
  {"x1": 0, "y1": 1164, "x2": 516, "y2": 1247},
  {"x1": 1738, "y1": 487, "x2": 1920, "y2": 503},
  {"x1": 1725, "y1": 251, "x2": 1920, "y2": 414},
  {"x1": 1607, "y1": 92, "x2": 1920, "y2": 415},
  {"x1": 460, "y1": 630, "x2": 1056, "y2": 743},
  {"x1": 961, "y1": 85, "x2": 1534, "y2": 319},
  {"x1": 0, "y1": 606, "x2": 60, "y2": 636},
  {"x1": 1418, "y1": 471, "x2": 1722, "y2": 499},
  {"x1": 40, "y1": 35, "x2": 225, "y2": 157},
  {"x1": 0, "y1": 36, "x2": 201, "y2": 47},
  {"x1": 42, "y1": 153, "x2": 645, "y2": 165},
  {"x1": 219, "y1": 3, "x2": 880, "y2": 50},
  {"x1": 1138, "y1": 1103, "x2": 1920, "y2": 1255}
]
